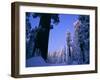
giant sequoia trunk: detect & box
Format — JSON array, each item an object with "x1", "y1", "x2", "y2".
[
  {"x1": 32, "y1": 14, "x2": 51, "y2": 61},
  {"x1": 39, "y1": 14, "x2": 51, "y2": 60}
]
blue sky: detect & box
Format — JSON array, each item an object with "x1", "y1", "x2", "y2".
[
  {"x1": 48, "y1": 14, "x2": 78, "y2": 53},
  {"x1": 28, "y1": 13, "x2": 79, "y2": 53}
]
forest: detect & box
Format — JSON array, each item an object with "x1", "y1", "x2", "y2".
[{"x1": 26, "y1": 12, "x2": 90, "y2": 67}]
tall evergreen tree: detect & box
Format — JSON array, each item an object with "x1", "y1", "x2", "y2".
[
  {"x1": 73, "y1": 20, "x2": 83, "y2": 64},
  {"x1": 73, "y1": 15, "x2": 90, "y2": 64},
  {"x1": 78, "y1": 15, "x2": 90, "y2": 64}
]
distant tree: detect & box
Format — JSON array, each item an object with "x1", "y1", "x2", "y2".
[
  {"x1": 66, "y1": 32, "x2": 72, "y2": 64},
  {"x1": 63, "y1": 46, "x2": 68, "y2": 63},
  {"x1": 47, "y1": 52, "x2": 52, "y2": 63},
  {"x1": 61, "y1": 49, "x2": 65, "y2": 63}
]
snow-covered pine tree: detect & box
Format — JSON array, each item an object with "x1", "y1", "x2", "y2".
[
  {"x1": 78, "y1": 15, "x2": 90, "y2": 64},
  {"x1": 73, "y1": 15, "x2": 90, "y2": 64},
  {"x1": 73, "y1": 20, "x2": 83, "y2": 64}
]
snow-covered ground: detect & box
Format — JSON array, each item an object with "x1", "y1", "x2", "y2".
[
  {"x1": 26, "y1": 56, "x2": 48, "y2": 67},
  {"x1": 26, "y1": 56, "x2": 85, "y2": 67},
  {"x1": 26, "y1": 56, "x2": 69, "y2": 67}
]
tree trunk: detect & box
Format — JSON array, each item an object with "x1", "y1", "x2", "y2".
[{"x1": 38, "y1": 14, "x2": 51, "y2": 60}]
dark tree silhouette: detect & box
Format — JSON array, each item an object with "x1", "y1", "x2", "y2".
[
  {"x1": 32, "y1": 13, "x2": 59, "y2": 61},
  {"x1": 26, "y1": 12, "x2": 32, "y2": 59},
  {"x1": 26, "y1": 13, "x2": 31, "y2": 39}
]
